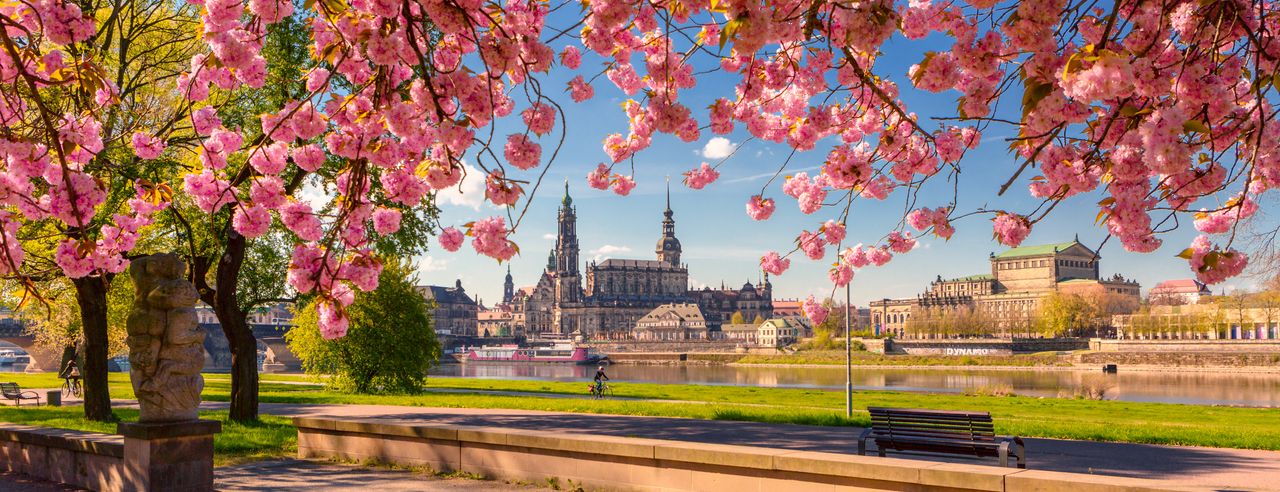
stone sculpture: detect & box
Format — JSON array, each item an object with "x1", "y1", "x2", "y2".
[{"x1": 126, "y1": 253, "x2": 205, "y2": 422}]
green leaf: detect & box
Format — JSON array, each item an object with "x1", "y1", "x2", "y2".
[
  {"x1": 1183, "y1": 119, "x2": 1211, "y2": 134},
  {"x1": 1021, "y1": 79, "x2": 1054, "y2": 122},
  {"x1": 1176, "y1": 248, "x2": 1196, "y2": 260},
  {"x1": 911, "y1": 52, "x2": 938, "y2": 86}
]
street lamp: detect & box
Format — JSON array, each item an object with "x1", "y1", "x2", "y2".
[{"x1": 845, "y1": 282, "x2": 852, "y2": 418}]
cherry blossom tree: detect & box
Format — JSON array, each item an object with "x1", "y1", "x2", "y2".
[{"x1": 6, "y1": 0, "x2": 1279, "y2": 365}]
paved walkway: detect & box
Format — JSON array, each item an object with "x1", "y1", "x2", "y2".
[
  {"x1": 0, "y1": 460, "x2": 552, "y2": 491},
  {"x1": 214, "y1": 402, "x2": 1280, "y2": 491},
  {"x1": 216, "y1": 459, "x2": 550, "y2": 491}
]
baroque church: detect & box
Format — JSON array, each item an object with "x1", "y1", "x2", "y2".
[{"x1": 504, "y1": 182, "x2": 773, "y2": 339}]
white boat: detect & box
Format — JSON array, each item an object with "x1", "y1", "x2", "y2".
[{"x1": 0, "y1": 350, "x2": 17, "y2": 365}]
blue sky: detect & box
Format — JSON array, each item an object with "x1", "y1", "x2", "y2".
[{"x1": 411, "y1": 18, "x2": 1264, "y2": 307}]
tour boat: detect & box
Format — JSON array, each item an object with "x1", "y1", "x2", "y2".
[
  {"x1": 466, "y1": 343, "x2": 604, "y2": 364},
  {"x1": 0, "y1": 350, "x2": 15, "y2": 365}
]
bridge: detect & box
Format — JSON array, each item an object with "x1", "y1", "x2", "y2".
[
  {"x1": 0, "y1": 319, "x2": 60, "y2": 372},
  {"x1": 200, "y1": 323, "x2": 301, "y2": 373}
]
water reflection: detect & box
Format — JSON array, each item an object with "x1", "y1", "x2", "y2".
[{"x1": 432, "y1": 363, "x2": 1280, "y2": 407}]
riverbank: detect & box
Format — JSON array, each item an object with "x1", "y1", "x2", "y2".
[{"x1": 604, "y1": 349, "x2": 1280, "y2": 372}]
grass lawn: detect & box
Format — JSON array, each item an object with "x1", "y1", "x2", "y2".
[
  {"x1": 0, "y1": 406, "x2": 295, "y2": 466},
  {"x1": 198, "y1": 376, "x2": 1280, "y2": 451}
]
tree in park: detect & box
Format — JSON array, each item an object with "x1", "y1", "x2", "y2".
[
  {"x1": 287, "y1": 258, "x2": 439, "y2": 394},
  {"x1": 730, "y1": 311, "x2": 747, "y2": 324},
  {"x1": 0, "y1": 0, "x2": 200, "y2": 420},
  {"x1": 7, "y1": 0, "x2": 1280, "y2": 422}
]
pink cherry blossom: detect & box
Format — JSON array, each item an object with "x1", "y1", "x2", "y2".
[
  {"x1": 439, "y1": 227, "x2": 464, "y2": 252},
  {"x1": 992, "y1": 213, "x2": 1031, "y2": 247},
  {"x1": 611, "y1": 175, "x2": 636, "y2": 196},
  {"x1": 504, "y1": 134, "x2": 542, "y2": 170},
  {"x1": 802, "y1": 296, "x2": 829, "y2": 324},
  {"x1": 130, "y1": 132, "x2": 165, "y2": 160},
  {"x1": 822, "y1": 220, "x2": 846, "y2": 244},
  {"x1": 232, "y1": 204, "x2": 271, "y2": 238},
  {"x1": 372, "y1": 208, "x2": 402, "y2": 235},
  {"x1": 469, "y1": 217, "x2": 516, "y2": 261},
  {"x1": 746, "y1": 196, "x2": 775, "y2": 221},
  {"x1": 587, "y1": 164, "x2": 612, "y2": 190},
  {"x1": 760, "y1": 251, "x2": 791, "y2": 276},
  {"x1": 682, "y1": 162, "x2": 720, "y2": 190}
]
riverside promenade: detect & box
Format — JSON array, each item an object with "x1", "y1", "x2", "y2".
[{"x1": 229, "y1": 402, "x2": 1278, "y2": 491}]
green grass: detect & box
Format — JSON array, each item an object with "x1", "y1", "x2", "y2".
[
  {"x1": 197, "y1": 376, "x2": 1280, "y2": 451},
  {"x1": 0, "y1": 406, "x2": 295, "y2": 466},
  {"x1": 734, "y1": 351, "x2": 1072, "y2": 366},
  {"x1": 5, "y1": 372, "x2": 1279, "y2": 457}
]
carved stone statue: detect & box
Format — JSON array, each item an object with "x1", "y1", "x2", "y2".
[{"x1": 126, "y1": 253, "x2": 205, "y2": 422}]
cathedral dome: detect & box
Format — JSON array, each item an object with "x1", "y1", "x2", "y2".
[{"x1": 657, "y1": 236, "x2": 681, "y2": 252}]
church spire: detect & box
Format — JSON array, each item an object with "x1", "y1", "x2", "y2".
[{"x1": 656, "y1": 176, "x2": 682, "y2": 267}]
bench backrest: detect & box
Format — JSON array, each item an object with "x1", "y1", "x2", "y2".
[
  {"x1": 867, "y1": 407, "x2": 998, "y2": 455},
  {"x1": 0, "y1": 382, "x2": 19, "y2": 397}
]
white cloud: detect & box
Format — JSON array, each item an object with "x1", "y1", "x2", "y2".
[
  {"x1": 416, "y1": 256, "x2": 449, "y2": 272},
  {"x1": 701, "y1": 137, "x2": 738, "y2": 159},
  {"x1": 591, "y1": 245, "x2": 631, "y2": 255},
  {"x1": 542, "y1": 233, "x2": 557, "y2": 240},
  {"x1": 589, "y1": 244, "x2": 631, "y2": 262},
  {"x1": 435, "y1": 161, "x2": 486, "y2": 210}
]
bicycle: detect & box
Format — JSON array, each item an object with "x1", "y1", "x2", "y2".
[
  {"x1": 590, "y1": 382, "x2": 614, "y2": 399},
  {"x1": 61, "y1": 376, "x2": 81, "y2": 398}
]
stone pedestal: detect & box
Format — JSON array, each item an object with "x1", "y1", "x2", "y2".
[{"x1": 118, "y1": 420, "x2": 221, "y2": 492}]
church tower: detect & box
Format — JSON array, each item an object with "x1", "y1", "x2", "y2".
[
  {"x1": 656, "y1": 179, "x2": 682, "y2": 267},
  {"x1": 503, "y1": 266, "x2": 514, "y2": 304},
  {"x1": 553, "y1": 180, "x2": 582, "y2": 306}
]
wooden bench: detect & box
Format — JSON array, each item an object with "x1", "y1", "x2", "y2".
[
  {"x1": 857, "y1": 407, "x2": 1025, "y2": 468},
  {"x1": 0, "y1": 382, "x2": 41, "y2": 407}
]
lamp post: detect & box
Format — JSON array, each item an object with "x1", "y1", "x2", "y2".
[{"x1": 845, "y1": 282, "x2": 852, "y2": 418}]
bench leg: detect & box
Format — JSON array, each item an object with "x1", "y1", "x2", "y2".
[
  {"x1": 857, "y1": 428, "x2": 872, "y2": 456},
  {"x1": 1014, "y1": 438, "x2": 1026, "y2": 469}
]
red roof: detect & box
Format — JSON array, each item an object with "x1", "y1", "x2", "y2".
[
  {"x1": 773, "y1": 300, "x2": 803, "y2": 316},
  {"x1": 1150, "y1": 279, "x2": 1209, "y2": 295}
]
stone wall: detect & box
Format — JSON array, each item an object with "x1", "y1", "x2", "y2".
[
  {"x1": 1078, "y1": 351, "x2": 1280, "y2": 368},
  {"x1": 889, "y1": 338, "x2": 1089, "y2": 356},
  {"x1": 295, "y1": 416, "x2": 1186, "y2": 492},
  {"x1": 0, "y1": 424, "x2": 124, "y2": 491}
]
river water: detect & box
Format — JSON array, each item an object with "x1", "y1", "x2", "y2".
[{"x1": 432, "y1": 363, "x2": 1280, "y2": 407}]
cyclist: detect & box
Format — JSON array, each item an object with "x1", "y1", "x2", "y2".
[
  {"x1": 59, "y1": 358, "x2": 81, "y2": 396},
  {"x1": 592, "y1": 365, "x2": 609, "y2": 399}
]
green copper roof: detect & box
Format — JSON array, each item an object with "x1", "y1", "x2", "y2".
[
  {"x1": 994, "y1": 241, "x2": 1079, "y2": 259},
  {"x1": 562, "y1": 180, "x2": 572, "y2": 206},
  {"x1": 947, "y1": 274, "x2": 994, "y2": 282}
]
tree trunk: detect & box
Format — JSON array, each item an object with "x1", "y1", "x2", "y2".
[
  {"x1": 212, "y1": 231, "x2": 258, "y2": 422},
  {"x1": 71, "y1": 276, "x2": 114, "y2": 422}
]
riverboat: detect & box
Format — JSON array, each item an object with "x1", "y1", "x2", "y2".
[
  {"x1": 0, "y1": 350, "x2": 17, "y2": 365},
  {"x1": 466, "y1": 343, "x2": 605, "y2": 364}
]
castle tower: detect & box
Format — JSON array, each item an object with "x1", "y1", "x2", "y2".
[
  {"x1": 656, "y1": 178, "x2": 682, "y2": 267},
  {"x1": 503, "y1": 266, "x2": 514, "y2": 304}
]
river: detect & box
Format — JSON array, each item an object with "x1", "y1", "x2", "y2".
[{"x1": 432, "y1": 363, "x2": 1280, "y2": 407}]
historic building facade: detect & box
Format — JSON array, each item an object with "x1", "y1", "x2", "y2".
[
  {"x1": 871, "y1": 239, "x2": 1140, "y2": 338},
  {"x1": 416, "y1": 280, "x2": 478, "y2": 337},
  {"x1": 517, "y1": 183, "x2": 772, "y2": 339}
]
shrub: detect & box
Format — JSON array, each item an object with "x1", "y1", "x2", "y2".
[{"x1": 287, "y1": 259, "x2": 441, "y2": 393}]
